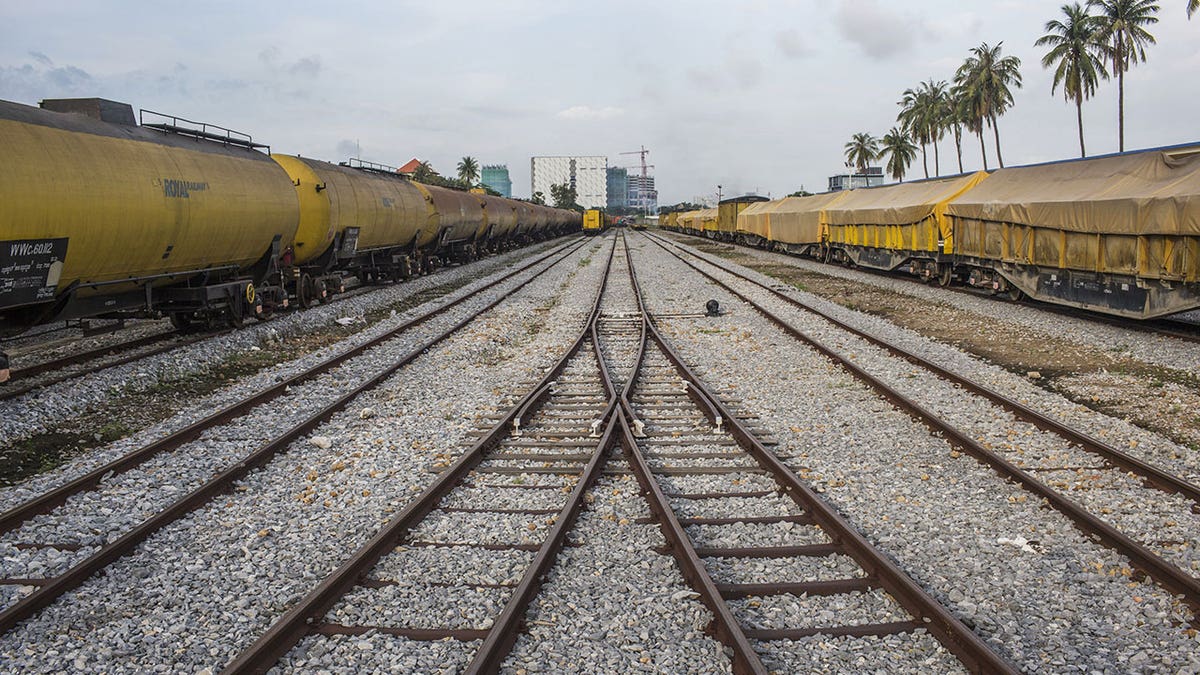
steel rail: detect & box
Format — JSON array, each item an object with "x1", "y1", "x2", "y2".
[
  {"x1": 0, "y1": 238, "x2": 590, "y2": 636},
  {"x1": 223, "y1": 236, "x2": 621, "y2": 674},
  {"x1": 7, "y1": 331, "x2": 176, "y2": 379},
  {"x1": 648, "y1": 232, "x2": 1200, "y2": 504},
  {"x1": 664, "y1": 230, "x2": 1200, "y2": 344},
  {"x1": 0, "y1": 331, "x2": 229, "y2": 402},
  {"x1": 641, "y1": 232, "x2": 1200, "y2": 615},
  {"x1": 0, "y1": 239, "x2": 585, "y2": 537},
  {"x1": 621, "y1": 233, "x2": 1017, "y2": 674}
]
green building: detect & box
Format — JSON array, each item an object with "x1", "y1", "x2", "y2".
[{"x1": 481, "y1": 164, "x2": 512, "y2": 198}]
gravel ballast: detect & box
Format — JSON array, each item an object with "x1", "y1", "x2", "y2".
[
  {"x1": 0, "y1": 238, "x2": 607, "y2": 672},
  {"x1": 631, "y1": 232, "x2": 1200, "y2": 673}
]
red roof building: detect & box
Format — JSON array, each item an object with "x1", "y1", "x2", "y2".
[{"x1": 396, "y1": 158, "x2": 422, "y2": 175}]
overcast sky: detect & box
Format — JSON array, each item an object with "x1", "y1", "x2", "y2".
[{"x1": 2, "y1": 1, "x2": 1197, "y2": 205}]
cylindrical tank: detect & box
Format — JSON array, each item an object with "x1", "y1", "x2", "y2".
[
  {"x1": 514, "y1": 202, "x2": 536, "y2": 237},
  {"x1": 271, "y1": 156, "x2": 426, "y2": 263},
  {"x1": 0, "y1": 99, "x2": 299, "y2": 315},
  {"x1": 411, "y1": 183, "x2": 485, "y2": 247},
  {"x1": 481, "y1": 196, "x2": 518, "y2": 241}
]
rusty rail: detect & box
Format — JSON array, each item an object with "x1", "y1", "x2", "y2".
[
  {"x1": 223, "y1": 236, "x2": 621, "y2": 674},
  {"x1": 643, "y1": 231, "x2": 1200, "y2": 615},
  {"x1": 0, "y1": 238, "x2": 588, "y2": 636}
]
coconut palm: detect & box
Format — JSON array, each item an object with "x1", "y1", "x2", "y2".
[
  {"x1": 1037, "y1": 3, "x2": 1109, "y2": 157},
  {"x1": 953, "y1": 77, "x2": 990, "y2": 170},
  {"x1": 944, "y1": 87, "x2": 968, "y2": 173},
  {"x1": 898, "y1": 88, "x2": 930, "y2": 178},
  {"x1": 955, "y1": 42, "x2": 1023, "y2": 168},
  {"x1": 456, "y1": 156, "x2": 480, "y2": 184},
  {"x1": 844, "y1": 132, "x2": 880, "y2": 174},
  {"x1": 412, "y1": 160, "x2": 437, "y2": 183},
  {"x1": 881, "y1": 127, "x2": 919, "y2": 182},
  {"x1": 922, "y1": 80, "x2": 950, "y2": 176},
  {"x1": 1088, "y1": 0, "x2": 1160, "y2": 151},
  {"x1": 899, "y1": 80, "x2": 952, "y2": 178}
]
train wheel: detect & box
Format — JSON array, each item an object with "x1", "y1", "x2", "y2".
[
  {"x1": 938, "y1": 265, "x2": 953, "y2": 287},
  {"x1": 298, "y1": 273, "x2": 315, "y2": 309},
  {"x1": 1007, "y1": 287, "x2": 1024, "y2": 302},
  {"x1": 169, "y1": 312, "x2": 198, "y2": 333},
  {"x1": 315, "y1": 278, "x2": 330, "y2": 304}
]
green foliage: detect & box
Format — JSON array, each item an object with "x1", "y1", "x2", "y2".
[
  {"x1": 410, "y1": 160, "x2": 474, "y2": 191},
  {"x1": 881, "y1": 127, "x2": 919, "y2": 182},
  {"x1": 1087, "y1": 0, "x2": 1160, "y2": 150},
  {"x1": 787, "y1": 190, "x2": 813, "y2": 197},
  {"x1": 457, "y1": 156, "x2": 480, "y2": 184},
  {"x1": 550, "y1": 182, "x2": 580, "y2": 210},
  {"x1": 1036, "y1": 2, "x2": 1110, "y2": 157},
  {"x1": 530, "y1": 191, "x2": 546, "y2": 205},
  {"x1": 955, "y1": 41, "x2": 1023, "y2": 168},
  {"x1": 844, "y1": 132, "x2": 880, "y2": 174},
  {"x1": 659, "y1": 202, "x2": 704, "y2": 214}
]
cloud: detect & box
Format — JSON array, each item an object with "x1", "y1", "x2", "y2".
[
  {"x1": 556, "y1": 105, "x2": 624, "y2": 120},
  {"x1": 259, "y1": 46, "x2": 321, "y2": 78},
  {"x1": 834, "y1": 0, "x2": 916, "y2": 60},
  {"x1": 29, "y1": 51, "x2": 52, "y2": 66},
  {"x1": 336, "y1": 139, "x2": 360, "y2": 158},
  {"x1": 774, "y1": 30, "x2": 812, "y2": 59},
  {"x1": 289, "y1": 56, "x2": 321, "y2": 78}
]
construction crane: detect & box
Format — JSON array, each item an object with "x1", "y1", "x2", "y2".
[{"x1": 620, "y1": 146, "x2": 653, "y2": 177}]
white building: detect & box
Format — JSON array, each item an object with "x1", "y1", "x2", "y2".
[
  {"x1": 530, "y1": 156, "x2": 607, "y2": 209},
  {"x1": 627, "y1": 174, "x2": 658, "y2": 214}
]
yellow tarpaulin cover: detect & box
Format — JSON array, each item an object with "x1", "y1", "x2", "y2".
[
  {"x1": 946, "y1": 146, "x2": 1200, "y2": 235},
  {"x1": 823, "y1": 172, "x2": 989, "y2": 227},
  {"x1": 738, "y1": 193, "x2": 850, "y2": 244}
]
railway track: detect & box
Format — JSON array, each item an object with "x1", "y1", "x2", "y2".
[
  {"x1": 0, "y1": 238, "x2": 589, "y2": 633},
  {"x1": 0, "y1": 257, "x2": 497, "y2": 402},
  {"x1": 0, "y1": 329, "x2": 226, "y2": 402},
  {"x1": 644, "y1": 231, "x2": 1200, "y2": 618},
  {"x1": 684, "y1": 234, "x2": 1200, "y2": 345},
  {"x1": 224, "y1": 232, "x2": 1013, "y2": 673}
]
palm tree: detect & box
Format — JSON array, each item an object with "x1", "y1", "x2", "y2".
[
  {"x1": 1088, "y1": 0, "x2": 1160, "y2": 152},
  {"x1": 945, "y1": 86, "x2": 968, "y2": 173},
  {"x1": 953, "y1": 76, "x2": 990, "y2": 170},
  {"x1": 922, "y1": 80, "x2": 949, "y2": 176},
  {"x1": 456, "y1": 156, "x2": 480, "y2": 184},
  {"x1": 898, "y1": 80, "x2": 951, "y2": 178},
  {"x1": 1037, "y1": 4, "x2": 1109, "y2": 157},
  {"x1": 412, "y1": 160, "x2": 437, "y2": 183},
  {"x1": 881, "y1": 127, "x2": 919, "y2": 182},
  {"x1": 1190, "y1": 0, "x2": 1199, "y2": 17},
  {"x1": 844, "y1": 132, "x2": 880, "y2": 174},
  {"x1": 898, "y1": 88, "x2": 931, "y2": 178},
  {"x1": 955, "y1": 42, "x2": 1023, "y2": 168}
]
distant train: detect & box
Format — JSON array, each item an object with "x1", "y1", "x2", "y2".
[
  {"x1": 665, "y1": 144, "x2": 1200, "y2": 319},
  {"x1": 0, "y1": 97, "x2": 580, "y2": 337}
]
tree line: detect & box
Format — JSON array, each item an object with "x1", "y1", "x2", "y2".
[{"x1": 845, "y1": 0, "x2": 1181, "y2": 184}]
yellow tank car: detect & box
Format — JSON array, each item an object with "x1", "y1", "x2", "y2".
[
  {"x1": 480, "y1": 196, "x2": 518, "y2": 244},
  {"x1": 412, "y1": 183, "x2": 487, "y2": 263},
  {"x1": 0, "y1": 98, "x2": 299, "y2": 333},
  {"x1": 271, "y1": 155, "x2": 429, "y2": 299}
]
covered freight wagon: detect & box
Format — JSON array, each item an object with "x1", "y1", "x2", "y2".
[
  {"x1": 945, "y1": 145, "x2": 1200, "y2": 317},
  {"x1": 822, "y1": 172, "x2": 988, "y2": 283},
  {"x1": 736, "y1": 192, "x2": 848, "y2": 253}
]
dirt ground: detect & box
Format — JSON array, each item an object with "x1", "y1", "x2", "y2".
[{"x1": 684, "y1": 239, "x2": 1200, "y2": 453}]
